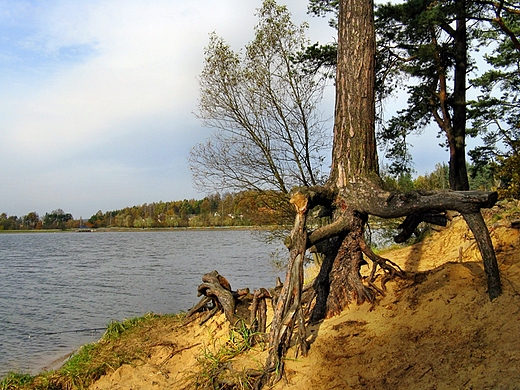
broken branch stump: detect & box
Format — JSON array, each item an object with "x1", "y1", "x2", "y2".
[{"x1": 196, "y1": 270, "x2": 236, "y2": 324}]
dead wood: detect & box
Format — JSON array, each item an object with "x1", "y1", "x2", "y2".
[
  {"x1": 185, "y1": 296, "x2": 213, "y2": 318},
  {"x1": 185, "y1": 270, "x2": 273, "y2": 344},
  {"x1": 250, "y1": 288, "x2": 270, "y2": 343},
  {"x1": 197, "y1": 270, "x2": 236, "y2": 324},
  {"x1": 256, "y1": 191, "x2": 310, "y2": 388}
]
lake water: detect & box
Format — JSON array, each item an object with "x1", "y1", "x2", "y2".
[{"x1": 0, "y1": 230, "x2": 285, "y2": 376}]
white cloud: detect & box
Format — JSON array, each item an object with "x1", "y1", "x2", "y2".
[
  {"x1": 4, "y1": 0, "x2": 450, "y2": 218},
  {"x1": 3, "y1": 1, "x2": 256, "y2": 157},
  {"x1": 0, "y1": 0, "x2": 304, "y2": 217}
]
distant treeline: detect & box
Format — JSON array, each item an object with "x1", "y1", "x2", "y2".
[
  {"x1": 86, "y1": 191, "x2": 287, "y2": 229},
  {"x1": 0, "y1": 163, "x2": 498, "y2": 231},
  {"x1": 0, "y1": 191, "x2": 288, "y2": 231},
  {"x1": 0, "y1": 210, "x2": 73, "y2": 231}
]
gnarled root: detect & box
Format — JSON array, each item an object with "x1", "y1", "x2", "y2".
[
  {"x1": 256, "y1": 192, "x2": 310, "y2": 389},
  {"x1": 250, "y1": 288, "x2": 271, "y2": 344},
  {"x1": 197, "y1": 270, "x2": 236, "y2": 324},
  {"x1": 185, "y1": 270, "x2": 257, "y2": 327},
  {"x1": 358, "y1": 237, "x2": 405, "y2": 290}
]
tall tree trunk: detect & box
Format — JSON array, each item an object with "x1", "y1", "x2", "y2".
[
  {"x1": 450, "y1": 0, "x2": 470, "y2": 191},
  {"x1": 315, "y1": 0, "x2": 379, "y2": 318},
  {"x1": 330, "y1": 0, "x2": 378, "y2": 187},
  {"x1": 256, "y1": 0, "x2": 500, "y2": 387}
]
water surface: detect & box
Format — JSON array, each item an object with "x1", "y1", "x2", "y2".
[{"x1": 0, "y1": 230, "x2": 283, "y2": 376}]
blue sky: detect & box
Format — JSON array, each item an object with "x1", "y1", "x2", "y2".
[{"x1": 0, "y1": 0, "x2": 450, "y2": 219}]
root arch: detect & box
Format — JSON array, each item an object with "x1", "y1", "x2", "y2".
[{"x1": 256, "y1": 184, "x2": 500, "y2": 388}]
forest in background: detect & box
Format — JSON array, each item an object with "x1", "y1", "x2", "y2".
[{"x1": 0, "y1": 162, "x2": 498, "y2": 231}]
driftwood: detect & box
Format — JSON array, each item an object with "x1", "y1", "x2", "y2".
[{"x1": 185, "y1": 270, "x2": 271, "y2": 337}]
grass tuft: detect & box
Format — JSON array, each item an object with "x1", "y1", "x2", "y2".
[
  {"x1": 0, "y1": 312, "x2": 185, "y2": 390},
  {"x1": 102, "y1": 312, "x2": 160, "y2": 341},
  {"x1": 0, "y1": 372, "x2": 34, "y2": 390},
  {"x1": 188, "y1": 320, "x2": 262, "y2": 390}
]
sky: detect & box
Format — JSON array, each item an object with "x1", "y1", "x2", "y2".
[{"x1": 0, "y1": 0, "x2": 452, "y2": 219}]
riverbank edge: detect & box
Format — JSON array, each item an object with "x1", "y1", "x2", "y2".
[{"x1": 0, "y1": 225, "x2": 289, "y2": 234}]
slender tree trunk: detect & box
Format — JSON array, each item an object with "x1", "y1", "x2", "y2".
[{"x1": 450, "y1": 0, "x2": 470, "y2": 191}]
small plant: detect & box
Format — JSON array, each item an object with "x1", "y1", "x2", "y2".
[
  {"x1": 102, "y1": 312, "x2": 160, "y2": 341},
  {"x1": 189, "y1": 321, "x2": 262, "y2": 389},
  {"x1": 57, "y1": 343, "x2": 106, "y2": 389},
  {"x1": 492, "y1": 214, "x2": 503, "y2": 223},
  {"x1": 229, "y1": 321, "x2": 256, "y2": 353}
]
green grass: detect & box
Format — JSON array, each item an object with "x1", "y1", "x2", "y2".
[
  {"x1": 0, "y1": 373, "x2": 34, "y2": 390},
  {"x1": 489, "y1": 199, "x2": 520, "y2": 223},
  {"x1": 0, "y1": 312, "x2": 185, "y2": 390},
  {"x1": 102, "y1": 312, "x2": 160, "y2": 340}
]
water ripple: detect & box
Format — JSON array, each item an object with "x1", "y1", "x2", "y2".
[{"x1": 0, "y1": 230, "x2": 283, "y2": 376}]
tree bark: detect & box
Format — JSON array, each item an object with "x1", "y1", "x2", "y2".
[
  {"x1": 325, "y1": 225, "x2": 374, "y2": 315},
  {"x1": 449, "y1": 0, "x2": 470, "y2": 190},
  {"x1": 310, "y1": 236, "x2": 344, "y2": 324},
  {"x1": 330, "y1": 0, "x2": 378, "y2": 189},
  {"x1": 314, "y1": 0, "x2": 379, "y2": 320},
  {"x1": 256, "y1": 192, "x2": 310, "y2": 388}
]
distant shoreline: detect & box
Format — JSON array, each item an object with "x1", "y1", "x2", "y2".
[
  {"x1": 0, "y1": 226, "x2": 285, "y2": 234},
  {"x1": 0, "y1": 229, "x2": 64, "y2": 234}
]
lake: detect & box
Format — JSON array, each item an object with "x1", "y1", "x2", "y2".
[{"x1": 0, "y1": 230, "x2": 285, "y2": 376}]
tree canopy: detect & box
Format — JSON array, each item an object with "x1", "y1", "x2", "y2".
[
  {"x1": 191, "y1": 0, "x2": 330, "y2": 199},
  {"x1": 469, "y1": 2, "x2": 520, "y2": 198}
]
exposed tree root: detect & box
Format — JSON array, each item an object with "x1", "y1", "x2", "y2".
[
  {"x1": 250, "y1": 288, "x2": 270, "y2": 344},
  {"x1": 184, "y1": 270, "x2": 271, "y2": 333},
  {"x1": 358, "y1": 237, "x2": 404, "y2": 289},
  {"x1": 394, "y1": 211, "x2": 448, "y2": 243},
  {"x1": 255, "y1": 185, "x2": 501, "y2": 389},
  {"x1": 182, "y1": 186, "x2": 500, "y2": 390},
  {"x1": 255, "y1": 191, "x2": 310, "y2": 389},
  {"x1": 462, "y1": 211, "x2": 502, "y2": 299},
  {"x1": 195, "y1": 270, "x2": 236, "y2": 324}
]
